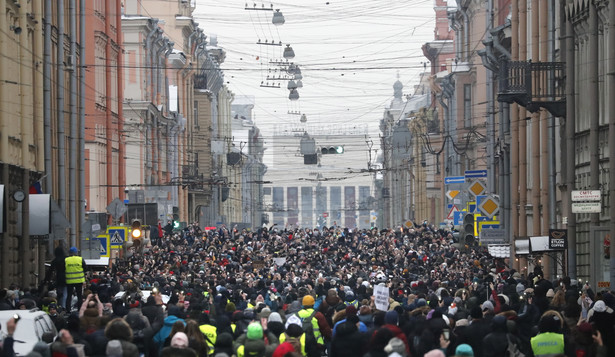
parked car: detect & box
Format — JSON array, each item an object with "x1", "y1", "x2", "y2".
[{"x1": 0, "y1": 309, "x2": 56, "y2": 356}]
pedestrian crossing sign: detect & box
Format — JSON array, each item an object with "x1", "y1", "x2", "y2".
[
  {"x1": 92, "y1": 235, "x2": 110, "y2": 257},
  {"x1": 108, "y1": 226, "x2": 127, "y2": 247}
]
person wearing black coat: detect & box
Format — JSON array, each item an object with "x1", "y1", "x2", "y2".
[
  {"x1": 44, "y1": 246, "x2": 67, "y2": 308},
  {"x1": 330, "y1": 315, "x2": 366, "y2": 357},
  {"x1": 456, "y1": 306, "x2": 491, "y2": 357},
  {"x1": 482, "y1": 315, "x2": 521, "y2": 357}
]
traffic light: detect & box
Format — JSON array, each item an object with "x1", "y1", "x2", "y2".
[
  {"x1": 131, "y1": 219, "x2": 142, "y2": 240},
  {"x1": 321, "y1": 146, "x2": 344, "y2": 155},
  {"x1": 462, "y1": 213, "x2": 475, "y2": 245}
]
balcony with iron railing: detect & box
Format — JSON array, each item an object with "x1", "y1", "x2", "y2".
[{"x1": 498, "y1": 60, "x2": 566, "y2": 117}]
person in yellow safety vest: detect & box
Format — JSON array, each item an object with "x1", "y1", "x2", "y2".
[
  {"x1": 198, "y1": 313, "x2": 217, "y2": 351},
  {"x1": 296, "y1": 295, "x2": 330, "y2": 348},
  {"x1": 64, "y1": 246, "x2": 86, "y2": 312},
  {"x1": 279, "y1": 316, "x2": 320, "y2": 357},
  {"x1": 234, "y1": 322, "x2": 278, "y2": 357},
  {"x1": 530, "y1": 313, "x2": 570, "y2": 356}
]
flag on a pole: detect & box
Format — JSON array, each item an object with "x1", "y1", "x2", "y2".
[{"x1": 29, "y1": 181, "x2": 43, "y2": 194}]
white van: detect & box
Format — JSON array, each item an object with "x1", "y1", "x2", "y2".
[{"x1": 0, "y1": 309, "x2": 57, "y2": 356}]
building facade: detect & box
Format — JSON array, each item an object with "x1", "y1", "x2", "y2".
[{"x1": 84, "y1": 0, "x2": 125, "y2": 217}]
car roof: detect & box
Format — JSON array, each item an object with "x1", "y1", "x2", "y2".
[
  {"x1": 0, "y1": 309, "x2": 48, "y2": 319},
  {"x1": 0, "y1": 309, "x2": 57, "y2": 356}
]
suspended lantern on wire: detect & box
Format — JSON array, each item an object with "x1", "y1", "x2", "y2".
[
  {"x1": 272, "y1": 9, "x2": 285, "y2": 25},
  {"x1": 287, "y1": 80, "x2": 298, "y2": 90},
  {"x1": 283, "y1": 44, "x2": 295, "y2": 59},
  {"x1": 296, "y1": 79, "x2": 303, "y2": 88},
  {"x1": 294, "y1": 67, "x2": 303, "y2": 80},
  {"x1": 289, "y1": 89, "x2": 300, "y2": 101}
]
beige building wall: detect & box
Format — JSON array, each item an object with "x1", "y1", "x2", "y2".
[{"x1": 0, "y1": 0, "x2": 45, "y2": 287}]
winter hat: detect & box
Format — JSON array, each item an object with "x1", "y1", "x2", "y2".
[
  {"x1": 286, "y1": 323, "x2": 304, "y2": 338},
  {"x1": 481, "y1": 300, "x2": 494, "y2": 312},
  {"x1": 455, "y1": 344, "x2": 474, "y2": 356},
  {"x1": 498, "y1": 294, "x2": 510, "y2": 305},
  {"x1": 259, "y1": 307, "x2": 271, "y2": 319},
  {"x1": 302, "y1": 295, "x2": 315, "y2": 307},
  {"x1": 106, "y1": 340, "x2": 123, "y2": 357},
  {"x1": 268, "y1": 312, "x2": 283, "y2": 323},
  {"x1": 546, "y1": 289, "x2": 555, "y2": 298},
  {"x1": 171, "y1": 332, "x2": 189, "y2": 348},
  {"x1": 285, "y1": 314, "x2": 302, "y2": 329},
  {"x1": 516, "y1": 283, "x2": 525, "y2": 295},
  {"x1": 577, "y1": 322, "x2": 593, "y2": 334},
  {"x1": 345, "y1": 305, "x2": 357, "y2": 316},
  {"x1": 425, "y1": 349, "x2": 446, "y2": 357},
  {"x1": 287, "y1": 301, "x2": 302, "y2": 314},
  {"x1": 384, "y1": 310, "x2": 399, "y2": 325},
  {"x1": 247, "y1": 322, "x2": 264, "y2": 340},
  {"x1": 215, "y1": 332, "x2": 234, "y2": 350},
  {"x1": 69, "y1": 247, "x2": 78, "y2": 254},
  {"x1": 593, "y1": 300, "x2": 607, "y2": 313},
  {"x1": 225, "y1": 302, "x2": 236, "y2": 312},
  {"x1": 455, "y1": 318, "x2": 469, "y2": 327},
  {"x1": 384, "y1": 337, "x2": 406, "y2": 355},
  {"x1": 273, "y1": 342, "x2": 296, "y2": 357}
]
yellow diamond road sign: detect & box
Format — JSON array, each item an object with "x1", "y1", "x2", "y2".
[
  {"x1": 478, "y1": 195, "x2": 500, "y2": 219},
  {"x1": 468, "y1": 180, "x2": 487, "y2": 197},
  {"x1": 446, "y1": 190, "x2": 460, "y2": 200}
]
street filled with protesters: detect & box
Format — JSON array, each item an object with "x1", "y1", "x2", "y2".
[{"x1": 0, "y1": 223, "x2": 614, "y2": 357}]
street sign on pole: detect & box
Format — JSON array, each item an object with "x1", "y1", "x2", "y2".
[
  {"x1": 447, "y1": 205, "x2": 459, "y2": 220},
  {"x1": 92, "y1": 235, "x2": 110, "y2": 257},
  {"x1": 465, "y1": 170, "x2": 488, "y2": 179},
  {"x1": 106, "y1": 198, "x2": 127, "y2": 221},
  {"x1": 108, "y1": 226, "x2": 127, "y2": 247},
  {"x1": 478, "y1": 195, "x2": 500, "y2": 219},
  {"x1": 445, "y1": 176, "x2": 465, "y2": 185}
]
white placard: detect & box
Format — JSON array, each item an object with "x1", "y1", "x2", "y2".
[
  {"x1": 373, "y1": 285, "x2": 390, "y2": 312},
  {"x1": 571, "y1": 190, "x2": 601, "y2": 201},
  {"x1": 571, "y1": 202, "x2": 601, "y2": 213},
  {"x1": 273, "y1": 258, "x2": 286, "y2": 266}
]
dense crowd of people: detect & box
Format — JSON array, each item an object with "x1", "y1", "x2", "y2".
[{"x1": 0, "y1": 222, "x2": 614, "y2": 357}]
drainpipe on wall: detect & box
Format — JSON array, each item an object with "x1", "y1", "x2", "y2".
[
  {"x1": 458, "y1": 4, "x2": 470, "y2": 61},
  {"x1": 57, "y1": 0, "x2": 67, "y2": 213},
  {"x1": 79, "y1": 0, "x2": 86, "y2": 238},
  {"x1": 608, "y1": 0, "x2": 615, "y2": 287},
  {"x1": 563, "y1": 4, "x2": 576, "y2": 279},
  {"x1": 44, "y1": 0, "x2": 52, "y2": 193},
  {"x1": 588, "y1": 0, "x2": 600, "y2": 231},
  {"x1": 69, "y1": 0, "x2": 78, "y2": 247}
]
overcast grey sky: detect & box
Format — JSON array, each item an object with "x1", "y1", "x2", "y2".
[{"x1": 193, "y1": 0, "x2": 436, "y2": 138}]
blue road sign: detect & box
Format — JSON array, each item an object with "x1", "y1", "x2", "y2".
[
  {"x1": 476, "y1": 195, "x2": 487, "y2": 207},
  {"x1": 465, "y1": 170, "x2": 488, "y2": 178},
  {"x1": 445, "y1": 176, "x2": 465, "y2": 184},
  {"x1": 108, "y1": 228, "x2": 125, "y2": 246},
  {"x1": 453, "y1": 211, "x2": 465, "y2": 225},
  {"x1": 92, "y1": 235, "x2": 109, "y2": 257}
]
